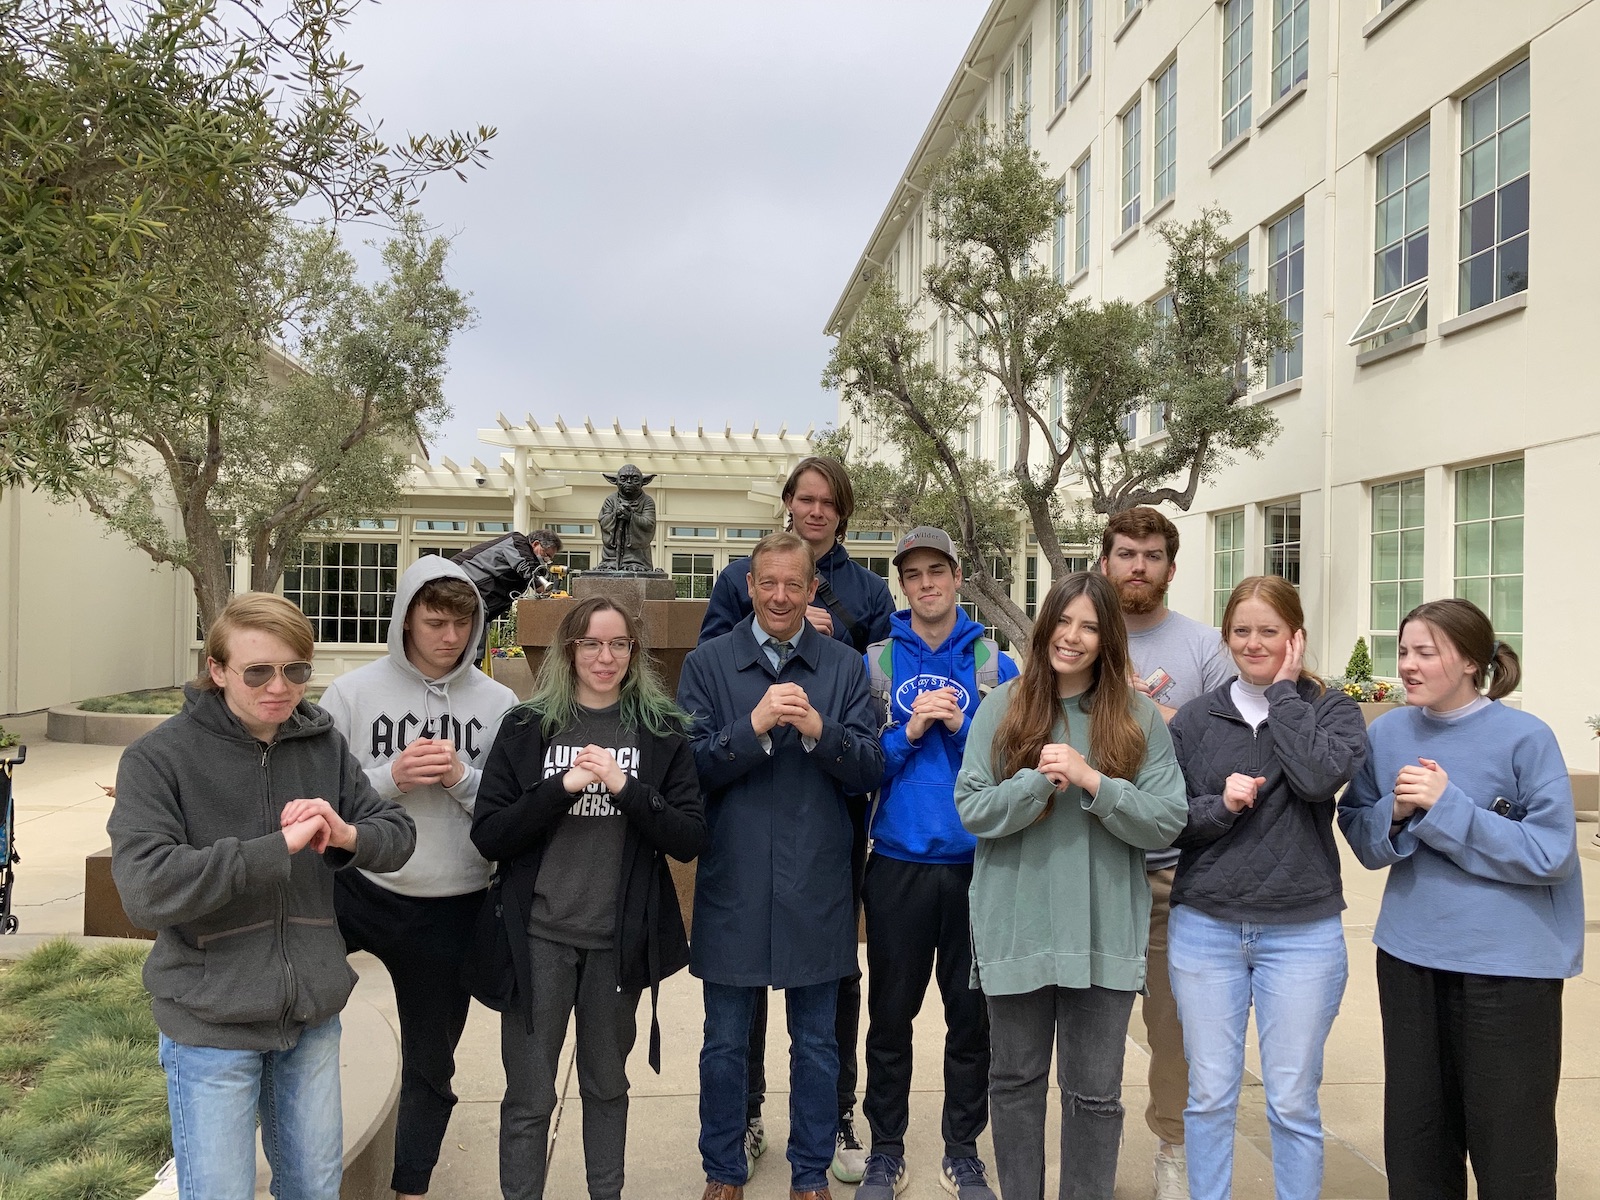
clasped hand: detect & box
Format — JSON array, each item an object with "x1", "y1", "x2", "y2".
[
  {"x1": 1036, "y1": 742, "x2": 1099, "y2": 794},
  {"x1": 1223, "y1": 772, "x2": 1268, "y2": 814},
  {"x1": 1392, "y1": 757, "x2": 1446, "y2": 820},
  {"x1": 390, "y1": 736, "x2": 466, "y2": 792},
  {"x1": 906, "y1": 686, "x2": 964, "y2": 741},
  {"x1": 752, "y1": 682, "x2": 823, "y2": 740},
  {"x1": 280, "y1": 798, "x2": 356, "y2": 855},
  {"x1": 562, "y1": 744, "x2": 629, "y2": 795}
]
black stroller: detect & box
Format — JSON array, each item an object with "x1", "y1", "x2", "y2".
[{"x1": 0, "y1": 743, "x2": 24, "y2": 934}]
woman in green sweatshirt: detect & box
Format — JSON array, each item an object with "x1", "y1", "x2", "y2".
[{"x1": 955, "y1": 572, "x2": 1187, "y2": 1200}]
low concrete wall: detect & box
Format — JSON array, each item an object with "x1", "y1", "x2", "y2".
[{"x1": 47, "y1": 704, "x2": 169, "y2": 746}]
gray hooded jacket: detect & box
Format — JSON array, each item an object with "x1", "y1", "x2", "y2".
[
  {"x1": 110, "y1": 686, "x2": 415, "y2": 1051},
  {"x1": 319, "y1": 555, "x2": 518, "y2": 897}
]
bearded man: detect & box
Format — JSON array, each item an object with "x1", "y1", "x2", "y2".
[{"x1": 1098, "y1": 505, "x2": 1230, "y2": 1200}]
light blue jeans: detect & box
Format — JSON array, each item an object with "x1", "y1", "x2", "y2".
[
  {"x1": 1167, "y1": 907, "x2": 1347, "y2": 1200},
  {"x1": 159, "y1": 1016, "x2": 343, "y2": 1200}
]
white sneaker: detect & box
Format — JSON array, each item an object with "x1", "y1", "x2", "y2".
[
  {"x1": 831, "y1": 1107, "x2": 868, "y2": 1183},
  {"x1": 744, "y1": 1115, "x2": 767, "y2": 1178},
  {"x1": 1154, "y1": 1141, "x2": 1189, "y2": 1200}
]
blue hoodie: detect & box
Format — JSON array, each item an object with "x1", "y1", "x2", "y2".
[{"x1": 870, "y1": 608, "x2": 1019, "y2": 864}]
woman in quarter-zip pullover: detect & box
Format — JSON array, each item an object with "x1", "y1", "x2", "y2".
[{"x1": 1165, "y1": 576, "x2": 1367, "y2": 1200}]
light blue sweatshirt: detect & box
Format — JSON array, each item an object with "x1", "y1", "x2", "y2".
[{"x1": 1338, "y1": 701, "x2": 1584, "y2": 979}]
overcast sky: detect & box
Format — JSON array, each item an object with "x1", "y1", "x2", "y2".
[{"x1": 332, "y1": 0, "x2": 988, "y2": 465}]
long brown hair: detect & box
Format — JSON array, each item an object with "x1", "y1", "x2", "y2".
[
  {"x1": 1220, "y1": 575, "x2": 1324, "y2": 692},
  {"x1": 1399, "y1": 598, "x2": 1521, "y2": 699},
  {"x1": 521, "y1": 597, "x2": 687, "y2": 738},
  {"x1": 992, "y1": 572, "x2": 1146, "y2": 782}
]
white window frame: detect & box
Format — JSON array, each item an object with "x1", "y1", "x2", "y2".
[
  {"x1": 1073, "y1": 153, "x2": 1092, "y2": 273},
  {"x1": 1153, "y1": 61, "x2": 1178, "y2": 205},
  {"x1": 1268, "y1": 205, "x2": 1305, "y2": 385},
  {"x1": 1349, "y1": 123, "x2": 1431, "y2": 344},
  {"x1": 1222, "y1": 0, "x2": 1254, "y2": 146},
  {"x1": 1270, "y1": 0, "x2": 1309, "y2": 101},
  {"x1": 1120, "y1": 98, "x2": 1143, "y2": 232},
  {"x1": 1458, "y1": 59, "x2": 1530, "y2": 315}
]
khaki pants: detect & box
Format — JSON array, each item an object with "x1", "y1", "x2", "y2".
[{"x1": 1142, "y1": 866, "x2": 1188, "y2": 1145}]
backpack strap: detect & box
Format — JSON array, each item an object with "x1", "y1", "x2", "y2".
[
  {"x1": 866, "y1": 639, "x2": 894, "y2": 728},
  {"x1": 974, "y1": 637, "x2": 1001, "y2": 695}
]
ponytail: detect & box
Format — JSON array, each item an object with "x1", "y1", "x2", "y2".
[
  {"x1": 1485, "y1": 638, "x2": 1521, "y2": 700},
  {"x1": 1399, "y1": 598, "x2": 1519, "y2": 699}
]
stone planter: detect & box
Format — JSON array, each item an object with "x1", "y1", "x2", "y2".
[
  {"x1": 1358, "y1": 701, "x2": 1402, "y2": 727},
  {"x1": 490, "y1": 655, "x2": 534, "y2": 701}
]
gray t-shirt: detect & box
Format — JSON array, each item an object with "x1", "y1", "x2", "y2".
[
  {"x1": 527, "y1": 703, "x2": 639, "y2": 948},
  {"x1": 1127, "y1": 609, "x2": 1232, "y2": 871}
]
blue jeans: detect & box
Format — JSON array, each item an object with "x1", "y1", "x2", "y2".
[
  {"x1": 700, "y1": 979, "x2": 839, "y2": 1191},
  {"x1": 1167, "y1": 907, "x2": 1347, "y2": 1200},
  {"x1": 159, "y1": 1016, "x2": 343, "y2": 1200}
]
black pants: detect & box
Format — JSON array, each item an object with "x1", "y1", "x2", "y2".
[
  {"x1": 335, "y1": 868, "x2": 485, "y2": 1195},
  {"x1": 1376, "y1": 948, "x2": 1563, "y2": 1200},
  {"x1": 861, "y1": 855, "x2": 989, "y2": 1158},
  {"x1": 747, "y1": 795, "x2": 868, "y2": 1123}
]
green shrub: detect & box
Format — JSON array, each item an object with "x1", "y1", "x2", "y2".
[{"x1": 0, "y1": 943, "x2": 169, "y2": 1198}]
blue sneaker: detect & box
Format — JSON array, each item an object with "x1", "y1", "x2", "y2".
[
  {"x1": 940, "y1": 1156, "x2": 997, "y2": 1200},
  {"x1": 856, "y1": 1152, "x2": 908, "y2": 1199}
]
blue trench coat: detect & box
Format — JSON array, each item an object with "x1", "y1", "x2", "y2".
[{"x1": 677, "y1": 616, "x2": 884, "y2": 989}]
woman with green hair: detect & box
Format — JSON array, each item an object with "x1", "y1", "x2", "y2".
[{"x1": 472, "y1": 596, "x2": 707, "y2": 1200}]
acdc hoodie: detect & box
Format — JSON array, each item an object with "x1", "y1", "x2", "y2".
[
  {"x1": 871, "y1": 607, "x2": 1019, "y2": 864},
  {"x1": 319, "y1": 555, "x2": 517, "y2": 897}
]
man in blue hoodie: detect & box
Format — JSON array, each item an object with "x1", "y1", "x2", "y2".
[{"x1": 856, "y1": 527, "x2": 1018, "y2": 1200}]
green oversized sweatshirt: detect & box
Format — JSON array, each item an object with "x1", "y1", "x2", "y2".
[{"x1": 954, "y1": 679, "x2": 1187, "y2": 996}]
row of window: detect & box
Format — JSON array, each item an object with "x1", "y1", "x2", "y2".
[{"x1": 1207, "y1": 457, "x2": 1524, "y2": 680}]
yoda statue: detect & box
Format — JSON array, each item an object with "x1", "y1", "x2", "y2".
[{"x1": 596, "y1": 463, "x2": 659, "y2": 572}]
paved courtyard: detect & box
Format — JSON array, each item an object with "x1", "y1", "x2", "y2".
[{"x1": 6, "y1": 709, "x2": 1600, "y2": 1198}]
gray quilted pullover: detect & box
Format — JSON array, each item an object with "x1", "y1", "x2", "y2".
[{"x1": 1168, "y1": 678, "x2": 1368, "y2": 923}]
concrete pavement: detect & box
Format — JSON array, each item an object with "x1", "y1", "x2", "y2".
[{"x1": 6, "y1": 708, "x2": 1600, "y2": 1198}]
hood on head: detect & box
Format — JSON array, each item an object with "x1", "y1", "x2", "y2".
[{"x1": 386, "y1": 554, "x2": 487, "y2": 683}]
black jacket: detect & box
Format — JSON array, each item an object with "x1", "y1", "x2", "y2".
[
  {"x1": 451, "y1": 533, "x2": 555, "y2": 619},
  {"x1": 469, "y1": 707, "x2": 707, "y2": 1070},
  {"x1": 1168, "y1": 678, "x2": 1367, "y2": 923},
  {"x1": 697, "y1": 541, "x2": 893, "y2": 654}
]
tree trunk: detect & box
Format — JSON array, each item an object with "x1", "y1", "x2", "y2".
[
  {"x1": 961, "y1": 573, "x2": 1031, "y2": 650},
  {"x1": 182, "y1": 511, "x2": 235, "y2": 636}
]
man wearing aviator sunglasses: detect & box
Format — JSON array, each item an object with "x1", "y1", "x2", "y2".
[{"x1": 109, "y1": 593, "x2": 415, "y2": 1200}]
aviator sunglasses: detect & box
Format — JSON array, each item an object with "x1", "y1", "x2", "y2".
[{"x1": 221, "y1": 660, "x2": 315, "y2": 687}]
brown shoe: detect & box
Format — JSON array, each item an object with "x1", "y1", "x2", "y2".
[
  {"x1": 790, "y1": 1190, "x2": 833, "y2": 1200},
  {"x1": 701, "y1": 1184, "x2": 744, "y2": 1200}
]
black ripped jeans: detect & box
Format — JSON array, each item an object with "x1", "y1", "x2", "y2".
[{"x1": 985, "y1": 984, "x2": 1136, "y2": 1200}]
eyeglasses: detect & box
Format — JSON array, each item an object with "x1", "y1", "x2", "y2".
[
  {"x1": 567, "y1": 637, "x2": 635, "y2": 658},
  {"x1": 224, "y1": 661, "x2": 315, "y2": 687}
]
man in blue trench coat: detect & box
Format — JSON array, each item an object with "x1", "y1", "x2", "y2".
[{"x1": 678, "y1": 530, "x2": 885, "y2": 1200}]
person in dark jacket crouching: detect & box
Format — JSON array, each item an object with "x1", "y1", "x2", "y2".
[
  {"x1": 471, "y1": 596, "x2": 707, "y2": 1200},
  {"x1": 1165, "y1": 576, "x2": 1367, "y2": 1200},
  {"x1": 110, "y1": 594, "x2": 417, "y2": 1200}
]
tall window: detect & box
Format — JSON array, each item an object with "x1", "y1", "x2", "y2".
[
  {"x1": 1124, "y1": 0, "x2": 1139, "y2": 17},
  {"x1": 1119, "y1": 408, "x2": 1139, "y2": 441},
  {"x1": 1055, "y1": 0, "x2": 1072, "y2": 108},
  {"x1": 1002, "y1": 61, "x2": 1015, "y2": 125},
  {"x1": 971, "y1": 413, "x2": 982, "y2": 459},
  {"x1": 1213, "y1": 511, "x2": 1246, "y2": 627},
  {"x1": 1120, "y1": 100, "x2": 1142, "y2": 231},
  {"x1": 1222, "y1": 0, "x2": 1254, "y2": 145},
  {"x1": 1350, "y1": 124, "x2": 1430, "y2": 345},
  {"x1": 1153, "y1": 62, "x2": 1178, "y2": 205},
  {"x1": 284, "y1": 540, "x2": 399, "y2": 644},
  {"x1": 1074, "y1": 155, "x2": 1092, "y2": 273},
  {"x1": 1264, "y1": 500, "x2": 1301, "y2": 586},
  {"x1": 1370, "y1": 476, "x2": 1424, "y2": 676},
  {"x1": 1020, "y1": 37, "x2": 1033, "y2": 142},
  {"x1": 1077, "y1": 0, "x2": 1093, "y2": 81},
  {"x1": 1025, "y1": 556, "x2": 1039, "y2": 618},
  {"x1": 671, "y1": 553, "x2": 716, "y2": 600},
  {"x1": 1459, "y1": 59, "x2": 1529, "y2": 314},
  {"x1": 1268, "y1": 206, "x2": 1305, "y2": 385},
  {"x1": 1050, "y1": 371, "x2": 1065, "y2": 448},
  {"x1": 1223, "y1": 241, "x2": 1250, "y2": 295},
  {"x1": 1271, "y1": 0, "x2": 1309, "y2": 101},
  {"x1": 1454, "y1": 458, "x2": 1523, "y2": 660},
  {"x1": 1053, "y1": 182, "x2": 1068, "y2": 282}
]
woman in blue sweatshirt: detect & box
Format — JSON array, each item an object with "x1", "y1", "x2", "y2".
[{"x1": 1338, "y1": 598, "x2": 1581, "y2": 1200}]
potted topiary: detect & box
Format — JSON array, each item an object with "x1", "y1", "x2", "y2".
[{"x1": 1329, "y1": 636, "x2": 1402, "y2": 726}]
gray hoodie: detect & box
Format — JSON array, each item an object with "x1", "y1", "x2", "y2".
[
  {"x1": 111, "y1": 686, "x2": 415, "y2": 1052},
  {"x1": 318, "y1": 555, "x2": 518, "y2": 897}
]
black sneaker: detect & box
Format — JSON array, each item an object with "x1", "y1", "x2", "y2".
[{"x1": 857, "y1": 1152, "x2": 908, "y2": 1198}]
